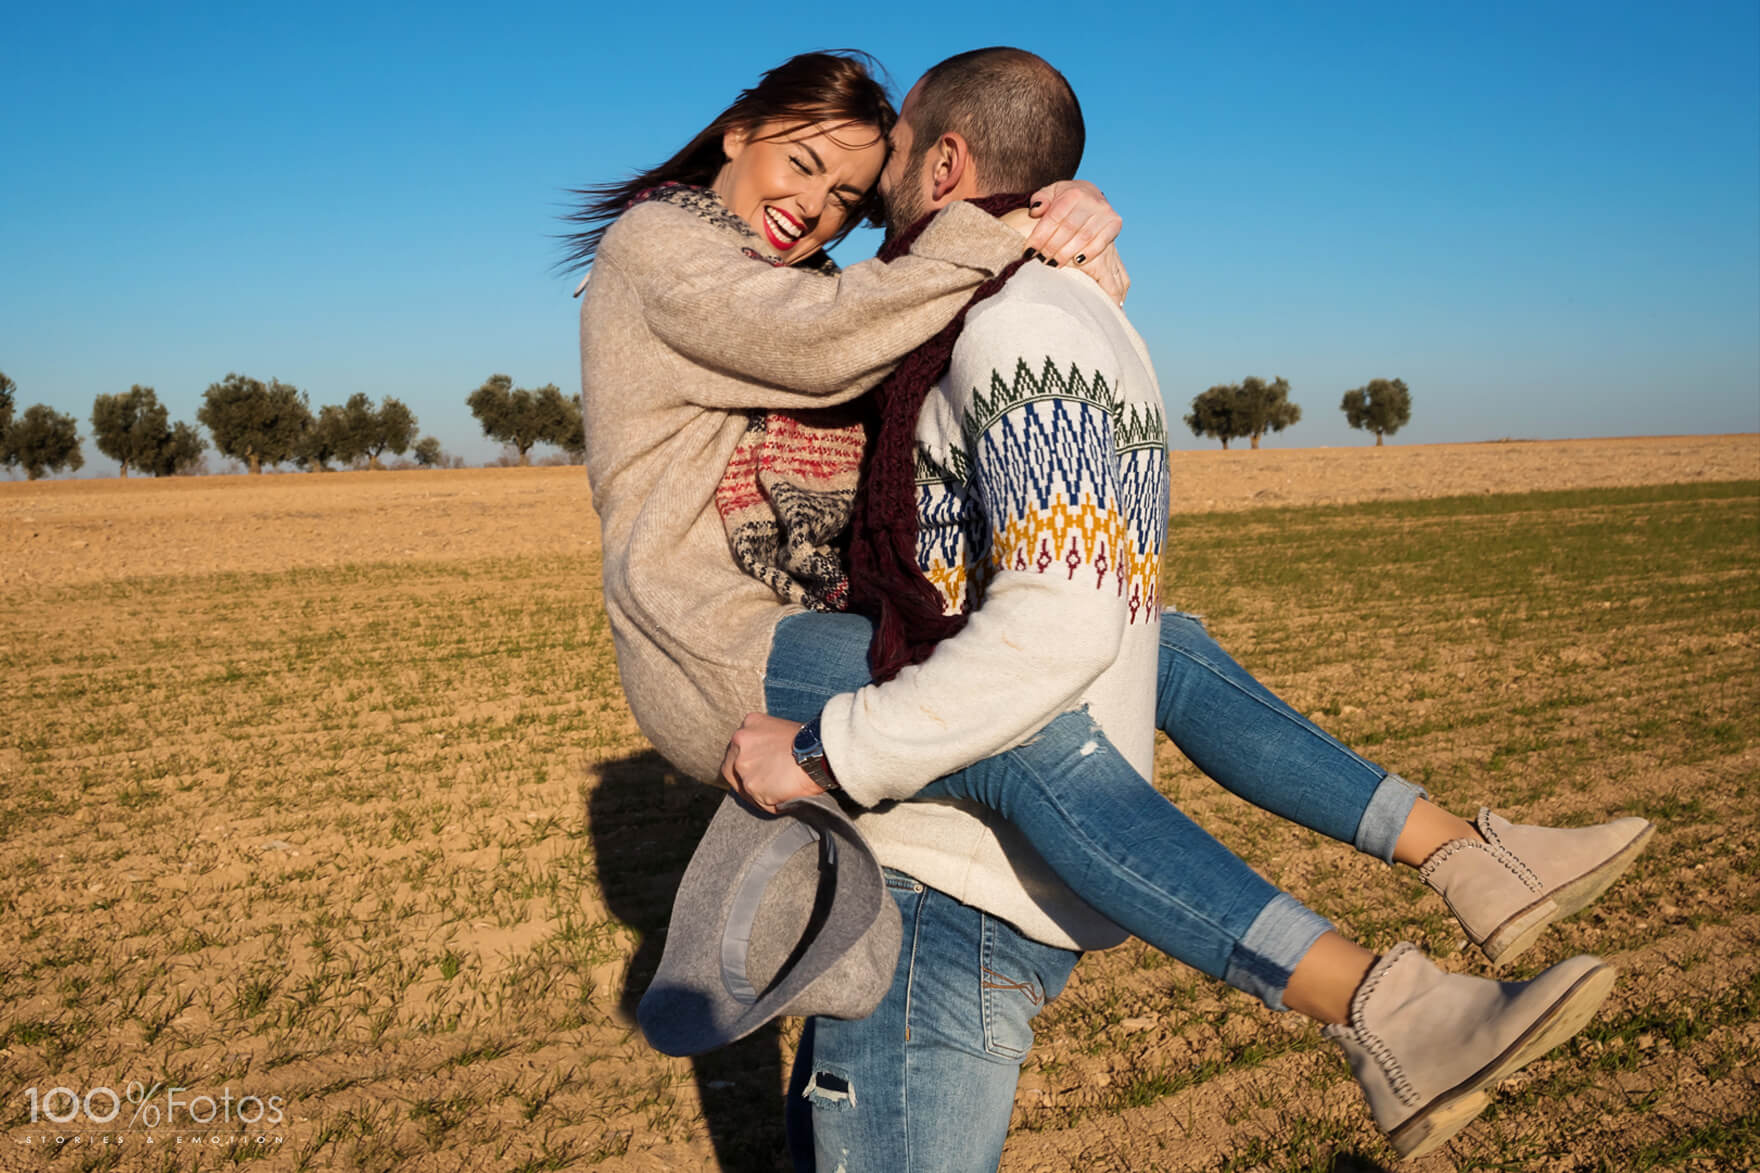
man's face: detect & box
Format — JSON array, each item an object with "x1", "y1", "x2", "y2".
[{"x1": 879, "y1": 81, "x2": 933, "y2": 236}]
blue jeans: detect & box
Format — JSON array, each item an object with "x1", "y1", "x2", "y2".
[
  {"x1": 767, "y1": 609, "x2": 1425, "y2": 1169},
  {"x1": 785, "y1": 870, "x2": 1077, "y2": 1173}
]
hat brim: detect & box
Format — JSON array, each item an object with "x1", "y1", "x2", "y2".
[{"x1": 638, "y1": 793, "x2": 900, "y2": 1057}]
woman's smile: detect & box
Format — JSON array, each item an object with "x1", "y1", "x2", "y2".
[
  {"x1": 762, "y1": 205, "x2": 805, "y2": 249},
  {"x1": 713, "y1": 118, "x2": 886, "y2": 263}
]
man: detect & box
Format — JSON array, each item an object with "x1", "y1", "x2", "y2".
[{"x1": 718, "y1": 47, "x2": 1644, "y2": 1171}]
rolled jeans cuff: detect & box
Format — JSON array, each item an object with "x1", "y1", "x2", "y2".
[
  {"x1": 1354, "y1": 771, "x2": 1427, "y2": 863},
  {"x1": 1224, "y1": 893, "x2": 1335, "y2": 1013}
]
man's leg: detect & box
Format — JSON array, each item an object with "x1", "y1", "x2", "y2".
[{"x1": 785, "y1": 870, "x2": 1077, "y2": 1173}]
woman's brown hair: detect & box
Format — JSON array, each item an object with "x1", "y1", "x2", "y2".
[{"x1": 560, "y1": 51, "x2": 896, "y2": 269}]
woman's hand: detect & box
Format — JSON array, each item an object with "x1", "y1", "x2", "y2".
[
  {"x1": 1023, "y1": 179, "x2": 1122, "y2": 269},
  {"x1": 1084, "y1": 247, "x2": 1130, "y2": 305},
  {"x1": 720, "y1": 713, "x2": 823, "y2": 813},
  {"x1": 1021, "y1": 180, "x2": 1130, "y2": 304}
]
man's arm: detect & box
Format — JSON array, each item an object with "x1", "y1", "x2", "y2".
[
  {"x1": 809, "y1": 297, "x2": 1137, "y2": 806},
  {"x1": 720, "y1": 295, "x2": 1136, "y2": 811}
]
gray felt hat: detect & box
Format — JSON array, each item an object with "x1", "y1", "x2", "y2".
[{"x1": 637, "y1": 791, "x2": 901, "y2": 1057}]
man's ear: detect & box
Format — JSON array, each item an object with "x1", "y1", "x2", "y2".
[{"x1": 929, "y1": 132, "x2": 973, "y2": 201}]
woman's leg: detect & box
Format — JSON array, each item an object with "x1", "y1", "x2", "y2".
[
  {"x1": 768, "y1": 611, "x2": 1328, "y2": 1009},
  {"x1": 1155, "y1": 609, "x2": 1431, "y2": 861},
  {"x1": 1155, "y1": 610, "x2": 1655, "y2": 962},
  {"x1": 906, "y1": 715, "x2": 1616, "y2": 1159},
  {"x1": 914, "y1": 707, "x2": 1331, "y2": 1010},
  {"x1": 764, "y1": 612, "x2": 1616, "y2": 1156}
]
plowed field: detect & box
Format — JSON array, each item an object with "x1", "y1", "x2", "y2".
[{"x1": 3, "y1": 434, "x2": 1755, "y2": 1172}]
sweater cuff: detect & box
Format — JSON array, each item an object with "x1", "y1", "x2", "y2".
[
  {"x1": 816, "y1": 690, "x2": 910, "y2": 809},
  {"x1": 910, "y1": 201, "x2": 1028, "y2": 275}
]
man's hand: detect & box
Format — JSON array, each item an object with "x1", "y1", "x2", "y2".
[
  {"x1": 1022, "y1": 179, "x2": 1122, "y2": 268},
  {"x1": 720, "y1": 713, "x2": 823, "y2": 813}
]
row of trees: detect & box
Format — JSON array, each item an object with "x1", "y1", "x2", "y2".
[
  {"x1": 1, "y1": 370, "x2": 584, "y2": 480},
  {"x1": 194, "y1": 374, "x2": 433, "y2": 474},
  {"x1": 1184, "y1": 376, "x2": 1412, "y2": 449},
  {"x1": 9, "y1": 366, "x2": 1417, "y2": 478}
]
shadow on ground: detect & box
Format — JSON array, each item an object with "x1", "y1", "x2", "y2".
[
  {"x1": 586, "y1": 750, "x2": 789, "y2": 1171},
  {"x1": 1329, "y1": 1155, "x2": 1394, "y2": 1172}
]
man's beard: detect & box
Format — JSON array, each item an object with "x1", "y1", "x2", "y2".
[{"x1": 882, "y1": 152, "x2": 932, "y2": 240}]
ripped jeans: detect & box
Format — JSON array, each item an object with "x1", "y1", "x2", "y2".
[
  {"x1": 786, "y1": 871, "x2": 1078, "y2": 1173},
  {"x1": 767, "y1": 609, "x2": 1425, "y2": 1172}
]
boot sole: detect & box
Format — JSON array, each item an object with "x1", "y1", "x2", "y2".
[
  {"x1": 1390, "y1": 961, "x2": 1616, "y2": 1159},
  {"x1": 1483, "y1": 821, "x2": 1656, "y2": 967}
]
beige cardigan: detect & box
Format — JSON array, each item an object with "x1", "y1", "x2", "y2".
[{"x1": 579, "y1": 195, "x2": 1127, "y2": 951}]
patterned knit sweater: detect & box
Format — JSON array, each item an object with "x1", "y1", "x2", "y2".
[
  {"x1": 819, "y1": 263, "x2": 1171, "y2": 845},
  {"x1": 581, "y1": 194, "x2": 1136, "y2": 950}
]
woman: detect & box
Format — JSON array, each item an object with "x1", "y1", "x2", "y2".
[{"x1": 571, "y1": 50, "x2": 1649, "y2": 1163}]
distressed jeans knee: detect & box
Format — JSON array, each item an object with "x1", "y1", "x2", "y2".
[
  {"x1": 788, "y1": 875, "x2": 1075, "y2": 1173},
  {"x1": 799, "y1": 1065, "x2": 857, "y2": 1111}
]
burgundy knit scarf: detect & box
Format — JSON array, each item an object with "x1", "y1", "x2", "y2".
[{"x1": 846, "y1": 193, "x2": 1032, "y2": 682}]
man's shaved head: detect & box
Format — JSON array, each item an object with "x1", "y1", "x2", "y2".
[{"x1": 907, "y1": 47, "x2": 1084, "y2": 194}]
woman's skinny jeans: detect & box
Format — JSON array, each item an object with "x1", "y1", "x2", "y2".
[{"x1": 764, "y1": 608, "x2": 1426, "y2": 1011}]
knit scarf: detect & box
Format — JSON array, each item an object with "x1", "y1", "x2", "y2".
[{"x1": 846, "y1": 193, "x2": 1032, "y2": 682}]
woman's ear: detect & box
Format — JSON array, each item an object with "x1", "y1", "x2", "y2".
[{"x1": 722, "y1": 126, "x2": 750, "y2": 162}]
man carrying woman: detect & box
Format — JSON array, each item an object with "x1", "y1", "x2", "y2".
[{"x1": 573, "y1": 47, "x2": 1650, "y2": 1169}]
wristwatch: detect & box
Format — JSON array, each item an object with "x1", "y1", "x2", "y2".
[{"x1": 791, "y1": 717, "x2": 840, "y2": 792}]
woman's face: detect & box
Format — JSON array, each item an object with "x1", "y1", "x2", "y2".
[{"x1": 712, "y1": 119, "x2": 886, "y2": 263}]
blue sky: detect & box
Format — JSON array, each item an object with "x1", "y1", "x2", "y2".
[{"x1": 4, "y1": 1, "x2": 1757, "y2": 474}]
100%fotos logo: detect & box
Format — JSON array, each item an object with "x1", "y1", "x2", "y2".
[{"x1": 23, "y1": 1083, "x2": 286, "y2": 1128}]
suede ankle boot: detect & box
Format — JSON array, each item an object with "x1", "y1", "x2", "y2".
[
  {"x1": 1324, "y1": 942, "x2": 1615, "y2": 1158},
  {"x1": 1421, "y1": 808, "x2": 1654, "y2": 966}
]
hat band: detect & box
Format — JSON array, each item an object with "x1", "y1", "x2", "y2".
[{"x1": 720, "y1": 818, "x2": 838, "y2": 1005}]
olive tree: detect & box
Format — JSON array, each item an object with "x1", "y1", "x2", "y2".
[
  {"x1": 92, "y1": 385, "x2": 207, "y2": 476},
  {"x1": 353, "y1": 394, "x2": 417, "y2": 468},
  {"x1": 198, "y1": 374, "x2": 312, "y2": 473},
  {"x1": 1184, "y1": 376, "x2": 1301, "y2": 450},
  {"x1": 466, "y1": 374, "x2": 573, "y2": 466},
  {"x1": 1234, "y1": 376, "x2": 1301, "y2": 450},
  {"x1": 0, "y1": 372, "x2": 15, "y2": 458},
  {"x1": 1185, "y1": 384, "x2": 1245, "y2": 450},
  {"x1": 93, "y1": 385, "x2": 187, "y2": 476},
  {"x1": 141, "y1": 422, "x2": 207, "y2": 476},
  {"x1": 412, "y1": 435, "x2": 445, "y2": 467},
  {"x1": 295, "y1": 403, "x2": 365, "y2": 471},
  {"x1": 1341, "y1": 377, "x2": 1412, "y2": 446},
  {"x1": 4, "y1": 403, "x2": 84, "y2": 480}
]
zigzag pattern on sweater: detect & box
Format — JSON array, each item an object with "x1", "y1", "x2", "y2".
[{"x1": 916, "y1": 358, "x2": 1168, "y2": 619}]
